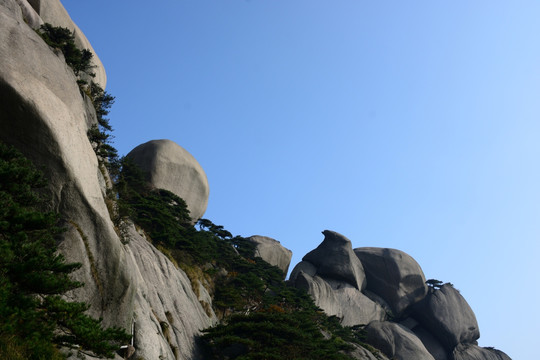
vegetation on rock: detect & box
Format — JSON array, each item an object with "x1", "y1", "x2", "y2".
[{"x1": 0, "y1": 142, "x2": 130, "y2": 359}]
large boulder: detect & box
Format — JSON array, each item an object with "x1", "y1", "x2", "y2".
[
  {"x1": 292, "y1": 270, "x2": 386, "y2": 326},
  {"x1": 354, "y1": 247, "x2": 427, "y2": 317},
  {"x1": 364, "y1": 321, "x2": 435, "y2": 360},
  {"x1": 413, "y1": 284, "x2": 480, "y2": 350},
  {"x1": 303, "y1": 230, "x2": 366, "y2": 290},
  {"x1": 247, "y1": 235, "x2": 292, "y2": 276},
  {"x1": 126, "y1": 139, "x2": 210, "y2": 222},
  {"x1": 452, "y1": 344, "x2": 512, "y2": 360}
]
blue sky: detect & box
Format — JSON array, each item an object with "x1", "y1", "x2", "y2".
[{"x1": 63, "y1": 1, "x2": 539, "y2": 358}]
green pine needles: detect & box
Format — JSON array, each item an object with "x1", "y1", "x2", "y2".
[{"x1": 0, "y1": 142, "x2": 130, "y2": 359}]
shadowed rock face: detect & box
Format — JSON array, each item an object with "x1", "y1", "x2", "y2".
[
  {"x1": 413, "y1": 284, "x2": 480, "y2": 350},
  {"x1": 452, "y1": 344, "x2": 512, "y2": 360},
  {"x1": 364, "y1": 321, "x2": 435, "y2": 360},
  {"x1": 247, "y1": 235, "x2": 292, "y2": 277},
  {"x1": 303, "y1": 230, "x2": 366, "y2": 290},
  {"x1": 354, "y1": 247, "x2": 427, "y2": 317},
  {"x1": 126, "y1": 139, "x2": 210, "y2": 222}
]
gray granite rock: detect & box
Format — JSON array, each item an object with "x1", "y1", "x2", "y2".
[
  {"x1": 365, "y1": 321, "x2": 436, "y2": 360},
  {"x1": 247, "y1": 235, "x2": 292, "y2": 276},
  {"x1": 32, "y1": 0, "x2": 107, "y2": 87},
  {"x1": 413, "y1": 325, "x2": 449, "y2": 360},
  {"x1": 355, "y1": 247, "x2": 427, "y2": 317},
  {"x1": 452, "y1": 344, "x2": 512, "y2": 360},
  {"x1": 413, "y1": 284, "x2": 480, "y2": 350},
  {"x1": 303, "y1": 230, "x2": 366, "y2": 290},
  {"x1": 346, "y1": 343, "x2": 390, "y2": 360},
  {"x1": 14, "y1": 0, "x2": 42, "y2": 28},
  {"x1": 124, "y1": 222, "x2": 215, "y2": 360},
  {"x1": 127, "y1": 139, "x2": 210, "y2": 222},
  {"x1": 293, "y1": 270, "x2": 385, "y2": 326}
]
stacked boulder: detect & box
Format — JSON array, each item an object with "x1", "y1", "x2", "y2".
[{"x1": 289, "y1": 230, "x2": 511, "y2": 360}]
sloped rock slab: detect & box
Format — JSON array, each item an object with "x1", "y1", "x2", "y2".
[
  {"x1": 413, "y1": 284, "x2": 480, "y2": 350},
  {"x1": 365, "y1": 321, "x2": 435, "y2": 360},
  {"x1": 293, "y1": 270, "x2": 385, "y2": 326},
  {"x1": 452, "y1": 344, "x2": 512, "y2": 360},
  {"x1": 355, "y1": 247, "x2": 427, "y2": 317}
]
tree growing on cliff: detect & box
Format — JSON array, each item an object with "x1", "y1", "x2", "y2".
[{"x1": 0, "y1": 142, "x2": 129, "y2": 359}]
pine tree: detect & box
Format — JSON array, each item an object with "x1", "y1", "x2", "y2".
[{"x1": 0, "y1": 142, "x2": 129, "y2": 359}]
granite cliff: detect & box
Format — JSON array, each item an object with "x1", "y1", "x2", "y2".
[{"x1": 0, "y1": 1, "x2": 511, "y2": 359}]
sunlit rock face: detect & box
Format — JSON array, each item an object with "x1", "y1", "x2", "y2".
[
  {"x1": 0, "y1": 2, "x2": 213, "y2": 359},
  {"x1": 247, "y1": 235, "x2": 292, "y2": 276},
  {"x1": 289, "y1": 231, "x2": 386, "y2": 326},
  {"x1": 27, "y1": 0, "x2": 107, "y2": 87},
  {"x1": 291, "y1": 231, "x2": 513, "y2": 360},
  {"x1": 127, "y1": 139, "x2": 210, "y2": 222}
]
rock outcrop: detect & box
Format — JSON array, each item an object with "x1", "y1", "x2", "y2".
[
  {"x1": 354, "y1": 247, "x2": 427, "y2": 317},
  {"x1": 413, "y1": 284, "x2": 480, "y2": 350},
  {"x1": 365, "y1": 321, "x2": 435, "y2": 360},
  {"x1": 452, "y1": 344, "x2": 512, "y2": 360},
  {"x1": 289, "y1": 231, "x2": 386, "y2": 326},
  {"x1": 303, "y1": 230, "x2": 367, "y2": 290},
  {"x1": 291, "y1": 231, "x2": 512, "y2": 360},
  {"x1": 127, "y1": 139, "x2": 210, "y2": 222},
  {"x1": 247, "y1": 235, "x2": 292, "y2": 276},
  {"x1": 0, "y1": 1, "x2": 512, "y2": 359},
  {"x1": 0, "y1": 1, "x2": 213, "y2": 359}
]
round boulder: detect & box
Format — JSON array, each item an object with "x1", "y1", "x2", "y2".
[
  {"x1": 126, "y1": 139, "x2": 209, "y2": 222},
  {"x1": 247, "y1": 235, "x2": 292, "y2": 277},
  {"x1": 354, "y1": 247, "x2": 428, "y2": 317}
]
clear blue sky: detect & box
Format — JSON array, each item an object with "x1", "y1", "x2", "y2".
[{"x1": 63, "y1": 1, "x2": 538, "y2": 358}]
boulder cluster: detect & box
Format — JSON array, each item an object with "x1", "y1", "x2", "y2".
[
  {"x1": 0, "y1": 1, "x2": 512, "y2": 359},
  {"x1": 289, "y1": 231, "x2": 511, "y2": 360}
]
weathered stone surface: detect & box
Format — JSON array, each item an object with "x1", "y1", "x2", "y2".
[
  {"x1": 289, "y1": 260, "x2": 317, "y2": 282},
  {"x1": 303, "y1": 230, "x2": 366, "y2": 290},
  {"x1": 365, "y1": 321, "x2": 436, "y2": 360},
  {"x1": 32, "y1": 0, "x2": 107, "y2": 87},
  {"x1": 124, "y1": 222, "x2": 215, "y2": 360},
  {"x1": 413, "y1": 284, "x2": 480, "y2": 350},
  {"x1": 355, "y1": 247, "x2": 427, "y2": 317},
  {"x1": 127, "y1": 139, "x2": 210, "y2": 222},
  {"x1": 346, "y1": 343, "x2": 390, "y2": 360},
  {"x1": 452, "y1": 344, "x2": 512, "y2": 360},
  {"x1": 14, "y1": 0, "x2": 42, "y2": 28},
  {"x1": 293, "y1": 270, "x2": 385, "y2": 326},
  {"x1": 247, "y1": 235, "x2": 292, "y2": 276},
  {"x1": 413, "y1": 325, "x2": 449, "y2": 360},
  {"x1": 1, "y1": 1, "x2": 131, "y2": 330}
]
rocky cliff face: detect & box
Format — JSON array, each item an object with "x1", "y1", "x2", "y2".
[
  {"x1": 0, "y1": 1, "x2": 214, "y2": 359},
  {"x1": 0, "y1": 1, "x2": 511, "y2": 360},
  {"x1": 289, "y1": 231, "x2": 511, "y2": 360}
]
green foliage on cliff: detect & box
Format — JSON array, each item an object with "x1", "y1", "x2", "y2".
[
  {"x1": 0, "y1": 143, "x2": 130, "y2": 359},
  {"x1": 37, "y1": 23, "x2": 94, "y2": 77},
  {"x1": 115, "y1": 159, "x2": 372, "y2": 359}
]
